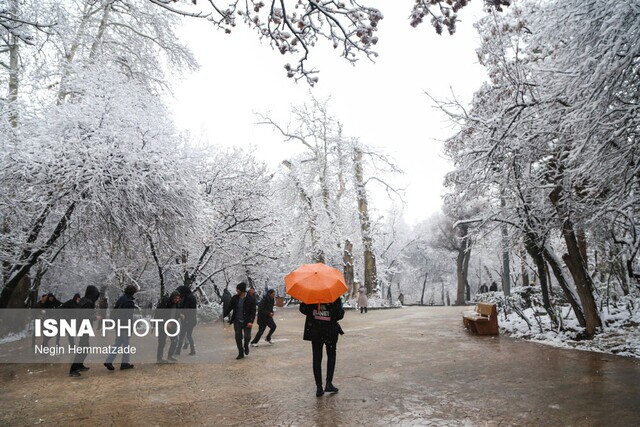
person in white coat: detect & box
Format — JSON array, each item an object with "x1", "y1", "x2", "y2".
[{"x1": 357, "y1": 284, "x2": 368, "y2": 314}]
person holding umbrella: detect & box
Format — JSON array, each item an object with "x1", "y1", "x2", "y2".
[
  {"x1": 285, "y1": 263, "x2": 347, "y2": 397},
  {"x1": 299, "y1": 298, "x2": 344, "y2": 397}
]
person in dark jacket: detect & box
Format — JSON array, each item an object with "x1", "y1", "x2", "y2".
[
  {"x1": 39, "y1": 293, "x2": 62, "y2": 345},
  {"x1": 69, "y1": 285, "x2": 101, "y2": 377},
  {"x1": 299, "y1": 297, "x2": 345, "y2": 397},
  {"x1": 104, "y1": 284, "x2": 138, "y2": 371},
  {"x1": 60, "y1": 293, "x2": 81, "y2": 346},
  {"x1": 155, "y1": 291, "x2": 181, "y2": 363},
  {"x1": 175, "y1": 285, "x2": 197, "y2": 356},
  {"x1": 36, "y1": 294, "x2": 48, "y2": 309},
  {"x1": 61, "y1": 293, "x2": 81, "y2": 309},
  {"x1": 47, "y1": 293, "x2": 62, "y2": 308},
  {"x1": 221, "y1": 287, "x2": 232, "y2": 322},
  {"x1": 223, "y1": 282, "x2": 256, "y2": 359},
  {"x1": 251, "y1": 289, "x2": 277, "y2": 346}
]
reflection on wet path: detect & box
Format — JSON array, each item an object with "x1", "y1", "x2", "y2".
[{"x1": 1, "y1": 306, "x2": 639, "y2": 426}]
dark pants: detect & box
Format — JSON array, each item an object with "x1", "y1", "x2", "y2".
[
  {"x1": 176, "y1": 322, "x2": 195, "y2": 354},
  {"x1": 234, "y1": 322, "x2": 251, "y2": 354},
  {"x1": 69, "y1": 335, "x2": 90, "y2": 373},
  {"x1": 252, "y1": 318, "x2": 276, "y2": 344},
  {"x1": 312, "y1": 340, "x2": 337, "y2": 387},
  {"x1": 360, "y1": 306, "x2": 368, "y2": 314},
  {"x1": 157, "y1": 331, "x2": 178, "y2": 361}
]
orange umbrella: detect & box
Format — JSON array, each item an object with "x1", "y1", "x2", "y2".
[{"x1": 285, "y1": 263, "x2": 348, "y2": 304}]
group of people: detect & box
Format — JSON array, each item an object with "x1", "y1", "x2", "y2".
[
  {"x1": 36, "y1": 292, "x2": 82, "y2": 346},
  {"x1": 60, "y1": 283, "x2": 200, "y2": 377},
  {"x1": 222, "y1": 282, "x2": 277, "y2": 360},
  {"x1": 478, "y1": 281, "x2": 499, "y2": 294},
  {"x1": 56, "y1": 279, "x2": 346, "y2": 398}
]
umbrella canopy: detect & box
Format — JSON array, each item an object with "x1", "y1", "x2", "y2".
[{"x1": 285, "y1": 263, "x2": 348, "y2": 304}]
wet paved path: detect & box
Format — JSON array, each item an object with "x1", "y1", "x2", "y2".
[{"x1": 1, "y1": 306, "x2": 639, "y2": 426}]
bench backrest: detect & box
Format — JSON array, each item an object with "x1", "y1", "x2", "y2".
[{"x1": 476, "y1": 303, "x2": 496, "y2": 317}]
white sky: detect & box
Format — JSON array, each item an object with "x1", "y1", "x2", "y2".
[{"x1": 170, "y1": 1, "x2": 488, "y2": 225}]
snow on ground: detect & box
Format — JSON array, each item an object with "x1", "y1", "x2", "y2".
[
  {"x1": 341, "y1": 287, "x2": 640, "y2": 359},
  {"x1": 473, "y1": 288, "x2": 640, "y2": 358}
]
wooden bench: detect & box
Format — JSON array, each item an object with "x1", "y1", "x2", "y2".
[{"x1": 462, "y1": 302, "x2": 499, "y2": 335}]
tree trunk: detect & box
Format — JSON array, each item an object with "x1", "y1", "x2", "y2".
[
  {"x1": 147, "y1": 234, "x2": 165, "y2": 298},
  {"x1": 577, "y1": 227, "x2": 588, "y2": 267},
  {"x1": 455, "y1": 225, "x2": 471, "y2": 305},
  {"x1": 500, "y1": 196, "x2": 511, "y2": 296},
  {"x1": 520, "y1": 245, "x2": 530, "y2": 287},
  {"x1": 353, "y1": 147, "x2": 378, "y2": 295},
  {"x1": 549, "y1": 186, "x2": 601, "y2": 335},
  {"x1": 342, "y1": 239, "x2": 355, "y2": 296},
  {"x1": 543, "y1": 244, "x2": 586, "y2": 327},
  {"x1": 0, "y1": 201, "x2": 76, "y2": 308},
  {"x1": 456, "y1": 249, "x2": 465, "y2": 305},
  {"x1": 524, "y1": 236, "x2": 555, "y2": 321},
  {"x1": 561, "y1": 220, "x2": 602, "y2": 335},
  {"x1": 282, "y1": 161, "x2": 324, "y2": 263},
  {"x1": 420, "y1": 271, "x2": 428, "y2": 305}
]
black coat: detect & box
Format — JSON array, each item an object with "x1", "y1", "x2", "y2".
[
  {"x1": 224, "y1": 293, "x2": 256, "y2": 325},
  {"x1": 299, "y1": 298, "x2": 344, "y2": 344},
  {"x1": 221, "y1": 289, "x2": 232, "y2": 312},
  {"x1": 176, "y1": 286, "x2": 198, "y2": 326},
  {"x1": 155, "y1": 291, "x2": 180, "y2": 334},
  {"x1": 112, "y1": 293, "x2": 137, "y2": 321},
  {"x1": 257, "y1": 295, "x2": 275, "y2": 326},
  {"x1": 60, "y1": 294, "x2": 80, "y2": 309},
  {"x1": 75, "y1": 285, "x2": 100, "y2": 321}
]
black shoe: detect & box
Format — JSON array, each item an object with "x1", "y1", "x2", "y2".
[
  {"x1": 104, "y1": 363, "x2": 115, "y2": 371},
  {"x1": 78, "y1": 365, "x2": 90, "y2": 372},
  {"x1": 157, "y1": 359, "x2": 168, "y2": 364},
  {"x1": 316, "y1": 385, "x2": 325, "y2": 397},
  {"x1": 120, "y1": 363, "x2": 134, "y2": 370},
  {"x1": 189, "y1": 350, "x2": 196, "y2": 356},
  {"x1": 168, "y1": 357, "x2": 178, "y2": 362},
  {"x1": 325, "y1": 384, "x2": 339, "y2": 393},
  {"x1": 182, "y1": 343, "x2": 188, "y2": 350},
  {"x1": 69, "y1": 370, "x2": 81, "y2": 377},
  {"x1": 236, "y1": 353, "x2": 244, "y2": 360},
  {"x1": 174, "y1": 351, "x2": 181, "y2": 356},
  {"x1": 244, "y1": 346, "x2": 249, "y2": 355}
]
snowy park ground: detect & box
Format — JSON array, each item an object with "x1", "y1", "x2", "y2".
[
  {"x1": 472, "y1": 288, "x2": 640, "y2": 359},
  {"x1": 1, "y1": 305, "x2": 640, "y2": 426},
  {"x1": 344, "y1": 286, "x2": 640, "y2": 360}
]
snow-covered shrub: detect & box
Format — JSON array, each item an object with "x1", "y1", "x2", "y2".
[{"x1": 197, "y1": 303, "x2": 223, "y2": 323}]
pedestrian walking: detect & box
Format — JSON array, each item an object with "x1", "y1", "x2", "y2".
[
  {"x1": 155, "y1": 291, "x2": 181, "y2": 363},
  {"x1": 69, "y1": 285, "x2": 101, "y2": 377},
  {"x1": 221, "y1": 287, "x2": 232, "y2": 322},
  {"x1": 60, "y1": 293, "x2": 81, "y2": 346},
  {"x1": 357, "y1": 284, "x2": 368, "y2": 314},
  {"x1": 251, "y1": 289, "x2": 277, "y2": 346},
  {"x1": 104, "y1": 285, "x2": 138, "y2": 371},
  {"x1": 223, "y1": 282, "x2": 256, "y2": 359},
  {"x1": 299, "y1": 297, "x2": 345, "y2": 397},
  {"x1": 175, "y1": 285, "x2": 197, "y2": 356}
]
